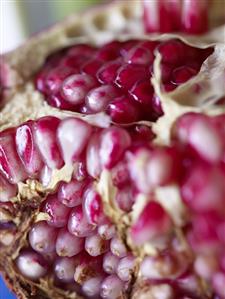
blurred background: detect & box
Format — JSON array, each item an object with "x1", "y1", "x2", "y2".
[
  {"x1": 1, "y1": 0, "x2": 102, "y2": 54},
  {"x1": 1, "y1": 2, "x2": 102, "y2": 297}
]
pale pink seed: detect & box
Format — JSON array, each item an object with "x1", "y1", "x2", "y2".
[
  {"x1": 86, "y1": 85, "x2": 119, "y2": 113},
  {"x1": 61, "y1": 74, "x2": 96, "y2": 104},
  {"x1": 115, "y1": 186, "x2": 134, "y2": 212},
  {"x1": 58, "y1": 179, "x2": 86, "y2": 207},
  {"x1": 188, "y1": 118, "x2": 224, "y2": 162},
  {"x1": 54, "y1": 257, "x2": 78, "y2": 282},
  {"x1": 82, "y1": 275, "x2": 103, "y2": 297},
  {"x1": 110, "y1": 237, "x2": 127, "y2": 258},
  {"x1": 0, "y1": 174, "x2": 17, "y2": 202},
  {"x1": 15, "y1": 121, "x2": 44, "y2": 176},
  {"x1": 34, "y1": 117, "x2": 64, "y2": 169},
  {"x1": 83, "y1": 186, "x2": 105, "y2": 225},
  {"x1": 117, "y1": 255, "x2": 136, "y2": 281},
  {"x1": 29, "y1": 221, "x2": 57, "y2": 253},
  {"x1": 194, "y1": 254, "x2": 219, "y2": 281},
  {"x1": 130, "y1": 200, "x2": 172, "y2": 245},
  {"x1": 103, "y1": 252, "x2": 120, "y2": 274},
  {"x1": 39, "y1": 165, "x2": 52, "y2": 187},
  {"x1": 43, "y1": 195, "x2": 70, "y2": 228},
  {"x1": 73, "y1": 159, "x2": 87, "y2": 181},
  {"x1": 56, "y1": 228, "x2": 84, "y2": 257},
  {"x1": 68, "y1": 205, "x2": 96, "y2": 237},
  {"x1": 85, "y1": 234, "x2": 109, "y2": 256},
  {"x1": 0, "y1": 130, "x2": 27, "y2": 184},
  {"x1": 176, "y1": 272, "x2": 200, "y2": 294},
  {"x1": 212, "y1": 272, "x2": 225, "y2": 298},
  {"x1": 101, "y1": 275, "x2": 124, "y2": 299},
  {"x1": 99, "y1": 127, "x2": 131, "y2": 169},
  {"x1": 86, "y1": 132, "x2": 102, "y2": 179},
  {"x1": 57, "y1": 117, "x2": 92, "y2": 164},
  {"x1": 16, "y1": 250, "x2": 48, "y2": 280},
  {"x1": 98, "y1": 223, "x2": 116, "y2": 240}
]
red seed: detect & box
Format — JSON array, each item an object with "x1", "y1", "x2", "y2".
[
  {"x1": 16, "y1": 121, "x2": 44, "y2": 176},
  {"x1": 61, "y1": 74, "x2": 96, "y2": 105},
  {"x1": 97, "y1": 59, "x2": 122, "y2": 84},
  {"x1": 182, "y1": 0, "x2": 208, "y2": 34},
  {"x1": 29, "y1": 221, "x2": 57, "y2": 253},
  {"x1": 57, "y1": 117, "x2": 92, "y2": 164},
  {"x1": 129, "y1": 79, "x2": 154, "y2": 106},
  {"x1": 85, "y1": 85, "x2": 119, "y2": 113},
  {"x1": 124, "y1": 45, "x2": 154, "y2": 65},
  {"x1": 107, "y1": 96, "x2": 141, "y2": 124},
  {"x1": 68, "y1": 205, "x2": 96, "y2": 237},
  {"x1": 172, "y1": 66, "x2": 198, "y2": 84},
  {"x1": 43, "y1": 195, "x2": 70, "y2": 228},
  {"x1": 130, "y1": 200, "x2": 172, "y2": 245},
  {"x1": 0, "y1": 129, "x2": 27, "y2": 183},
  {"x1": 81, "y1": 59, "x2": 103, "y2": 76},
  {"x1": 56, "y1": 228, "x2": 84, "y2": 257},
  {"x1": 99, "y1": 127, "x2": 131, "y2": 169},
  {"x1": 34, "y1": 116, "x2": 64, "y2": 169}
]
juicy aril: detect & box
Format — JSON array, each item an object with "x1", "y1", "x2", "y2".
[{"x1": 0, "y1": 1, "x2": 225, "y2": 299}]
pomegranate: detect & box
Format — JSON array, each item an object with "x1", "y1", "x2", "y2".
[{"x1": 0, "y1": 1, "x2": 225, "y2": 299}]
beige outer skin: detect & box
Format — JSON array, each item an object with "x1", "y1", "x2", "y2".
[{"x1": 0, "y1": 1, "x2": 225, "y2": 299}]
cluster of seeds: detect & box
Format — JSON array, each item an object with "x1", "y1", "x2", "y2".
[{"x1": 35, "y1": 39, "x2": 212, "y2": 123}]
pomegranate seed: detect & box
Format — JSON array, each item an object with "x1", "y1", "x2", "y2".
[
  {"x1": 72, "y1": 159, "x2": 87, "y2": 182},
  {"x1": 29, "y1": 221, "x2": 57, "y2": 253},
  {"x1": 111, "y1": 160, "x2": 130, "y2": 188},
  {"x1": 181, "y1": 164, "x2": 225, "y2": 213},
  {"x1": 182, "y1": 0, "x2": 208, "y2": 34},
  {"x1": 86, "y1": 132, "x2": 101, "y2": 179},
  {"x1": 40, "y1": 165, "x2": 52, "y2": 187},
  {"x1": 42, "y1": 66, "x2": 75, "y2": 95},
  {"x1": 82, "y1": 275, "x2": 103, "y2": 297},
  {"x1": 61, "y1": 74, "x2": 96, "y2": 105},
  {"x1": 103, "y1": 252, "x2": 120, "y2": 274},
  {"x1": 129, "y1": 79, "x2": 154, "y2": 106},
  {"x1": 56, "y1": 228, "x2": 84, "y2": 257},
  {"x1": 85, "y1": 234, "x2": 109, "y2": 256},
  {"x1": 85, "y1": 85, "x2": 119, "y2": 113},
  {"x1": 101, "y1": 275, "x2": 124, "y2": 299},
  {"x1": 16, "y1": 121, "x2": 44, "y2": 175},
  {"x1": 158, "y1": 40, "x2": 187, "y2": 65},
  {"x1": 43, "y1": 195, "x2": 70, "y2": 228},
  {"x1": 97, "y1": 59, "x2": 122, "y2": 84},
  {"x1": 74, "y1": 253, "x2": 102, "y2": 284},
  {"x1": 172, "y1": 66, "x2": 198, "y2": 84},
  {"x1": 58, "y1": 179, "x2": 86, "y2": 207},
  {"x1": 212, "y1": 272, "x2": 225, "y2": 298},
  {"x1": 115, "y1": 64, "x2": 147, "y2": 90},
  {"x1": 115, "y1": 186, "x2": 134, "y2": 212},
  {"x1": 110, "y1": 237, "x2": 127, "y2": 258},
  {"x1": 67, "y1": 44, "x2": 96, "y2": 57},
  {"x1": 125, "y1": 45, "x2": 154, "y2": 65},
  {"x1": 57, "y1": 117, "x2": 92, "y2": 164},
  {"x1": 54, "y1": 257, "x2": 78, "y2": 283},
  {"x1": 98, "y1": 223, "x2": 116, "y2": 240},
  {"x1": 194, "y1": 254, "x2": 218, "y2": 280},
  {"x1": 46, "y1": 92, "x2": 75, "y2": 110},
  {"x1": 68, "y1": 205, "x2": 96, "y2": 237},
  {"x1": 143, "y1": 0, "x2": 181, "y2": 33},
  {"x1": 0, "y1": 174, "x2": 17, "y2": 202},
  {"x1": 83, "y1": 186, "x2": 105, "y2": 225},
  {"x1": 117, "y1": 255, "x2": 136, "y2": 281},
  {"x1": 81, "y1": 59, "x2": 102, "y2": 76},
  {"x1": 130, "y1": 200, "x2": 172, "y2": 245},
  {"x1": 34, "y1": 116, "x2": 64, "y2": 169},
  {"x1": 96, "y1": 41, "x2": 121, "y2": 61},
  {"x1": 16, "y1": 250, "x2": 48, "y2": 280},
  {"x1": 0, "y1": 129, "x2": 27, "y2": 183},
  {"x1": 99, "y1": 127, "x2": 131, "y2": 169},
  {"x1": 107, "y1": 96, "x2": 141, "y2": 124}
]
